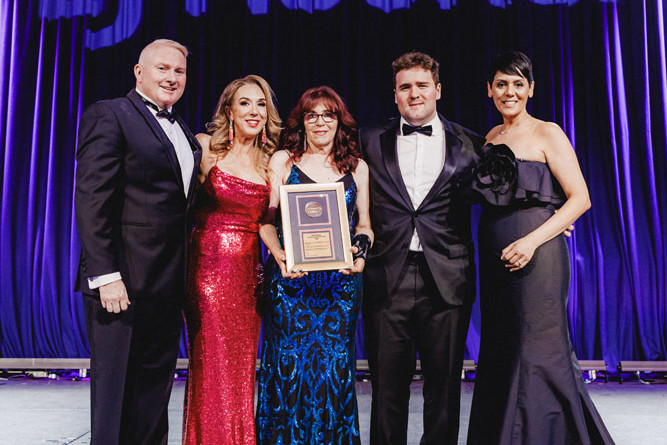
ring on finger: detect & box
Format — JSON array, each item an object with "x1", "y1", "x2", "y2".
[{"x1": 517, "y1": 260, "x2": 522, "y2": 266}]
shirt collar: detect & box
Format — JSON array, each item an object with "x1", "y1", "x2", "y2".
[{"x1": 135, "y1": 88, "x2": 172, "y2": 113}]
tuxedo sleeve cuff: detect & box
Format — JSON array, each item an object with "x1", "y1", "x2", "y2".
[{"x1": 88, "y1": 272, "x2": 122, "y2": 289}]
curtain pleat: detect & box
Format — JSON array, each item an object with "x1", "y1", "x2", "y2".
[{"x1": 0, "y1": 0, "x2": 665, "y2": 366}]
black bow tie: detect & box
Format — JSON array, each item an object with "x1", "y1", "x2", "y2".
[
  {"x1": 402, "y1": 123, "x2": 432, "y2": 136},
  {"x1": 142, "y1": 98, "x2": 177, "y2": 123},
  {"x1": 156, "y1": 108, "x2": 177, "y2": 123}
]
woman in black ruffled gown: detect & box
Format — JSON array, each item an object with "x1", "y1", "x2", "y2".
[{"x1": 467, "y1": 51, "x2": 615, "y2": 445}]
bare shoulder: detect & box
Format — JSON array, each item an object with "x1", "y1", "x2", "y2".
[
  {"x1": 268, "y1": 149, "x2": 293, "y2": 178},
  {"x1": 195, "y1": 132, "x2": 211, "y2": 147},
  {"x1": 485, "y1": 124, "x2": 503, "y2": 140},
  {"x1": 197, "y1": 134, "x2": 215, "y2": 160},
  {"x1": 353, "y1": 158, "x2": 369, "y2": 177},
  {"x1": 534, "y1": 121, "x2": 577, "y2": 164},
  {"x1": 269, "y1": 149, "x2": 291, "y2": 166},
  {"x1": 535, "y1": 121, "x2": 569, "y2": 143},
  {"x1": 196, "y1": 133, "x2": 216, "y2": 179}
]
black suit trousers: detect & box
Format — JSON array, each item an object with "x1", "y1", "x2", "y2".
[
  {"x1": 84, "y1": 295, "x2": 183, "y2": 445},
  {"x1": 363, "y1": 253, "x2": 472, "y2": 445}
]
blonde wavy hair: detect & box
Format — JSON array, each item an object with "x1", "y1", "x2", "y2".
[{"x1": 207, "y1": 75, "x2": 281, "y2": 181}]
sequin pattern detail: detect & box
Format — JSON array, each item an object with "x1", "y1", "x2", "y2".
[
  {"x1": 183, "y1": 166, "x2": 270, "y2": 445},
  {"x1": 256, "y1": 165, "x2": 362, "y2": 445}
]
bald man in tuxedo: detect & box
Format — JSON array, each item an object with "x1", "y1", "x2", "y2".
[{"x1": 75, "y1": 39, "x2": 201, "y2": 444}]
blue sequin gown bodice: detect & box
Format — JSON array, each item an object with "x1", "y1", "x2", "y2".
[{"x1": 256, "y1": 165, "x2": 362, "y2": 445}]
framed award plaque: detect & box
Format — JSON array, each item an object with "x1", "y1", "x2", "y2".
[{"x1": 279, "y1": 182, "x2": 353, "y2": 272}]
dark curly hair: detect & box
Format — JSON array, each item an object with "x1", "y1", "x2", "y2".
[
  {"x1": 280, "y1": 86, "x2": 360, "y2": 174},
  {"x1": 392, "y1": 51, "x2": 440, "y2": 87}
]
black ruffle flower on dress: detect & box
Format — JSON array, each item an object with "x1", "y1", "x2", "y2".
[
  {"x1": 472, "y1": 143, "x2": 566, "y2": 208},
  {"x1": 472, "y1": 143, "x2": 517, "y2": 205}
]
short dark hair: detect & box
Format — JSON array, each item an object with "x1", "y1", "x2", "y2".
[
  {"x1": 392, "y1": 51, "x2": 440, "y2": 87},
  {"x1": 488, "y1": 51, "x2": 534, "y2": 84}
]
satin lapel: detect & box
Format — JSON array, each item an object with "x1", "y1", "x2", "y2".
[
  {"x1": 177, "y1": 115, "x2": 202, "y2": 203},
  {"x1": 419, "y1": 117, "x2": 462, "y2": 207},
  {"x1": 127, "y1": 90, "x2": 185, "y2": 195},
  {"x1": 380, "y1": 122, "x2": 414, "y2": 211}
]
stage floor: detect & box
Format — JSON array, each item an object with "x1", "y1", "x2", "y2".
[{"x1": 1, "y1": 378, "x2": 666, "y2": 444}]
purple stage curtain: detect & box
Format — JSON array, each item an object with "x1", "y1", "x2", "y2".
[{"x1": 1, "y1": 0, "x2": 666, "y2": 367}]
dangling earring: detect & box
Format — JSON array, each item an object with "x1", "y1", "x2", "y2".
[
  {"x1": 228, "y1": 120, "x2": 234, "y2": 147},
  {"x1": 261, "y1": 125, "x2": 267, "y2": 146}
]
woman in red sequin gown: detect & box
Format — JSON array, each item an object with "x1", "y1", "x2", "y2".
[{"x1": 183, "y1": 75, "x2": 281, "y2": 445}]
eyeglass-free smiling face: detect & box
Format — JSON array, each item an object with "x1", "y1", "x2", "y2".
[
  {"x1": 227, "y1": 84, "x2": 268, "y2": 141},
  {"x1": 488, "y1": 71, "x2": 534, "y2": 119},
  {"x1": 134, "y1": 44, "x2": 187, "y2": 110},
  {"x1": 304, "y1": 103, "x2": 338, "y2": 151},
  {"x1": 394, "y1": 67, "x2": 441, "y2": 127}
]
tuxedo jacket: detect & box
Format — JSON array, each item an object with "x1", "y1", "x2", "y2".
[
  {"x1": 360, "y1": 114, "x2": 483, "y2": 306},
  {"x1": 74, "y1": 90, "x2": 202, "y2": 301}
]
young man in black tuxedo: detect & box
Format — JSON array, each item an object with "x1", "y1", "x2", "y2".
[
  {"x1": 74, "y1": 39, "x2": 201, "y2": 444},
  {"x1": 360, "y1": 51, "x2": 483, "y2": 445}
]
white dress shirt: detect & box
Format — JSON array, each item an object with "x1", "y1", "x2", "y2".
[
  {"x1": 88, "y1": 90, "x2": 194, "y2": 290},
  {"x1": 135, "y1": 89, "x2": 194, "y2": 197},
  {"x1": 397, "y1": 115, "x2": 446, "y2": 252}
]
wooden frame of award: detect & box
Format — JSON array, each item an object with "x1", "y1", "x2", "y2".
[{"x1": 279, "y1": 182, "x2": 353, "y2": 272}]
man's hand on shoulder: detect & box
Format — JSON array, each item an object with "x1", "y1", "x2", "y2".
[{"x1": 99, "y1": 280, "x2": 131, "y2": 313}]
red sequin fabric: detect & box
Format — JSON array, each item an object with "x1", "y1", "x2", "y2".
[{"x1": 183, "y1": 166, "x2": 269, "y2": 445}]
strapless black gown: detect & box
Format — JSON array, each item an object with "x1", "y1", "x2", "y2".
[{"x1": 467, "y1": 144, "x2": 614, "y2": 445}]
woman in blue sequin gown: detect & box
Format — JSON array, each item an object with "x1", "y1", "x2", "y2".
[
  {"x1": 257, "y1": 86, "x2": 373, "y2": 444},
  {"x1": 467, "y1": 52, "x2": 614, "y2": 445}
]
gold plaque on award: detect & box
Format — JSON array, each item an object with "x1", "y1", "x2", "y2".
[{"x1": 279, "y1": 182, "x2": 353, "y2": 272}]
